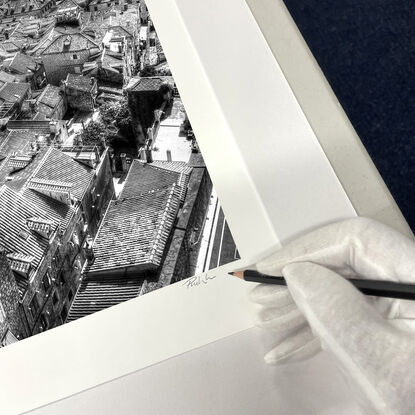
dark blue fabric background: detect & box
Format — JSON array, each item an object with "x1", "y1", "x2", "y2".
[{"x1": 283, "y1": 1, "x2": 415, "y2": 231}]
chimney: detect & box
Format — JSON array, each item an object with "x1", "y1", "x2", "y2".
[
  {"x1": 145, "y1": 149, "x2": 153, "y2": 163},
  {"x1": 138, "y1": 147, "x2": 147, "y2": 162},
  {"x1": 120, "y1": 152, "x2": 127, "y2": 171},
  {"x1": 94, "y1": 145, "x2": 100, "y2": 163},
  {"x1": 147, "y1": 127, "x2": 153, "y2": 144},
  {"x1": 166, "y1": 149, "x2": 172, "y2": 162},
  {"x1": 49, "y1": 120, "x2": 57, "y2": 133}
]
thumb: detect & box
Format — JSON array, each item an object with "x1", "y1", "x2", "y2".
[{"x1": 282, "y1": 262, "x2": 415, "y2": 415}]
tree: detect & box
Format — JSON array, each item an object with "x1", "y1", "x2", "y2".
[
  {"x1": 80, "y1": 121, "x2": 108, "y2": 149},
  {"x1": 139, "y1": 66, "x2": 157, "y2": 77}
]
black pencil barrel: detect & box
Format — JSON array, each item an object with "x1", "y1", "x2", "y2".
[{"x1": 243, "y1": 270, "x2": 415, "y2": 301}]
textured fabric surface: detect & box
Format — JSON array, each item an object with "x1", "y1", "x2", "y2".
[
  {"x1": 283, "y1": 1, "x2": 415, "y2": 231},
  {"x1": 247, "y1": 217, "x2": 415, "y2": 414}
]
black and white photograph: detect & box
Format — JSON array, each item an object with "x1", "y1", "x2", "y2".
[{"x1": 0, "y1": 0, "x2": 239, "y2": 346}]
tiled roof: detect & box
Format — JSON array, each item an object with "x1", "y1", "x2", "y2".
[
  {"x1": 8, "y1": 155, "x2": 32, "y2": 171},
  {"x1": 1, "y1": 41, "x2": 21, "y2": 53},
  {"x1": 7, "y1": 252, "x2": 34, "y2": 274},
  {"x1": 86, "y1": 184, "x2": 181, "y2": 274},
  {"x1": 0, "y1": 129, "x2": 35, "y2": 155},
  {"x1": 16, "y1": 147, "x2": 94, "y2": 230},
  {"x1": 120, "y1": 160, "x2": 192, "y2": 203},
  {"x1": 4, "y1": 147, "x2": 95, "y2": 231},
  {"x1": 65, "y1": 73, "x2": 95, "y2": 93},
  {"x1": 28, "y1": 177, "x2": 73, "y2": 197},
  {"x1": 0, "y1": 185, "x2": 58, "y2": 295},
  {"x1": 0, "y1": 129, "x2": 37, "y2": 185},
  {"x1": 126, "y1": 76, "x2": 175, "y2": 92},
  {"x1": 3, "y1": 146, "x2": 47, "y2": 192},
  {"x1": 42, "y1": 33, "x2": 100, "y2": 54},
  {"x1": 0, "y1": 0, "x2": 47, "y2": 15},
  {"x1": 22, "y1": 188, "x2": 73, "y2": 230},
  {"x1": 107, "y1": 25, "x2": 132, "y2": 39},
  {"x1": 120, "y1": 160, "x2": 179, "y2": 198},
  {"x1": 0, "y1": 71, "x2": 16, "y2": 85},
  {"x1": 150, "y1": 160, "x2": 193, "y2": 175},
  {"x1": 26, "y1": 216, "x2": 54, "y2": 236},
  {"x1": 0, "y1": 82, "x2": 29, "y2": 103},
  {"x1": 31, "y1": 147, "x2": 94, "y2": 200},
  {"x1": 37, "y1": 84, "x2": 62, "y2": 109},
  {"x1": 3, "y1": 53, "x2": 37, "y2": 74},
  {"x1": 56, "y1": 0, "x2": 80, "y2": 10},
  {"x1": 66, "y1": 276, "x2": 142, "y2": 322}
]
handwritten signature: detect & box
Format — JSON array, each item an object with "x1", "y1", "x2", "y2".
[{"x1": 182, "y1": 273, "x2": 216, "y2": 289}]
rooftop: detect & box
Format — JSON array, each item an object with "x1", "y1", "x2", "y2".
[
  {"x1": 0, "y1": 70, "x2": 17, "y2": 86},
  {"x1": 3, "y1": 52, "x2": 38, "y2": 75},
  {"x1": 4, "y1": 146, "x2": 95, "y2": 231},
  {"x1": 0, "y1": 185, "x2": 58, "y2": 296},
  {"x1": 0, "y1": 82, "x2": 30, "y2": 103},
  {"x1": 37, "y1": 84, "x2": 62, "y2": 109},
  {"x1": 66, "y1": 276, "x2": 142, "y2": 322},
  {"x1": 64, "y1": 73, "x2": 95, "y2": 93},
  {"x1": 126, "y1": 76, "x2": 175, "y2": 93},
  {"x1": 86, "y1": 184, "x2": 181, "y2": 274},
  {"x1": 120, "y1": 159, "x2": 192, "y2": 203},
  {"x1": 0, "y1": 0, "x2": 52, "y2": 16},
  {"x1": 42, "y1": 32, "x2": 100, "y2": 54}
]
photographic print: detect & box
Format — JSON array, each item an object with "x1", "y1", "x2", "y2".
[{"x1": 0, "y1": 0, "x2": 239, "y2": 346}]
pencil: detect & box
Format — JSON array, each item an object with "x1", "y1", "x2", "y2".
[{"x1": 229, "y1": 270, "x2": 415, "y2": 301}]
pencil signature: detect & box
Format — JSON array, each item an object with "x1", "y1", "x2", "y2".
[{"x1": 182, "y1": 273, "x2": 216, "y2": 288}]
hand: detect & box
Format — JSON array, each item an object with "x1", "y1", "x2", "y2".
[{"x1": 248, "y1": 217, "x2": 415, "y2": 415}]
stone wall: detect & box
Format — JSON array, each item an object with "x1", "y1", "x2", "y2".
[
  {"x1": 82, "y1": 149, "x2": 115, "y2": 237},
  {"x1": 42, "y1": 50, "x2": 91, "y2": 86},
  {"x1": 7, "y1": 151, "x2": 115, "y2": 339},
  {"x1": 158, "y1": 154, "x2": 213, "y2": 286},
  {"x1": 0, "y1": 251, "x2": 28, "y2": 344}
]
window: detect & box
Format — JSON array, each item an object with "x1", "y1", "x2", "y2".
[
  {"x1": 59, "y1": 272, "x2": 66, "y2": 287},
  {"x1": 60, "y1": 305, "x2": 68, "y2": 322},
  {"x1": 42, "y1": 272, "x2": 51, "y2": 292},
  {"x1": 94, "y1": 6, "x2": 98, "y2": 10},
  {"x1": 68, "y1": 290, "x2": 73, "y2": 302},
  {"x1": 29, "y1": 294, "x2": 40, "y2": 319},
  {"x1": 52, "y1": 291, "x2": 59, "y2": 307},
  {"x1": 149, "y1": 38, "x2": 155, "y2": 47},
  {"x1": 39, "y1": 313, "x2": 48, "y2": 331},
  {"x1": 72, "y1": 54, "x2": 78, "y2": 60}
]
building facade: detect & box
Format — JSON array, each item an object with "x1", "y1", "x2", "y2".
[
  {"x1": 0, "y1": 139, "x2": 115, "y2": 344},
  {"x1": 41, "y1": 33, "x2": 101, "y2": 86}
]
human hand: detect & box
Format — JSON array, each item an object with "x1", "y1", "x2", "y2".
[{"x1": 248, "y1": 217, "x2": 415, "y2": 415}]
